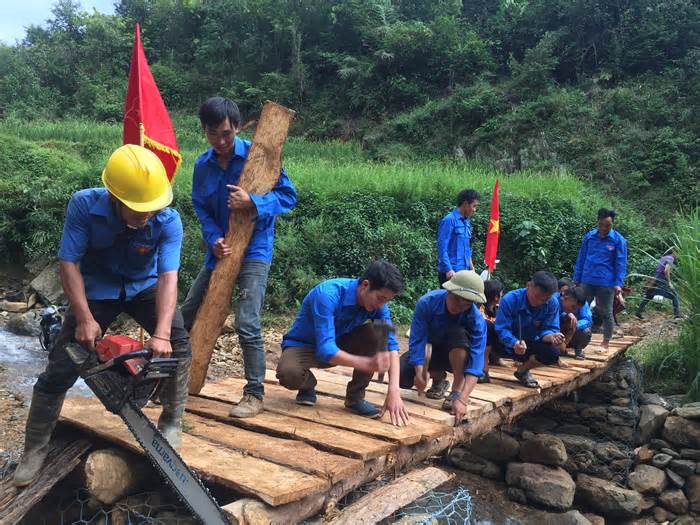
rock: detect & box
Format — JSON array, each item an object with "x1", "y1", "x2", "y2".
[
  {"x1": 542, "y1": 510, "x2": 592, "y2": 525},
  {"x1": 666, "y1": 468, "x2": 685, "y2": 488},
  {"x1": 653, "y1": 453, "x2": 673, "y2": 468},
  {"x1": 613, "y1": 397, "x2": 631, "y2": 407},
  {"x1": 658, "y1": 488, "x2": 689, "y2": 514},
  {"x1": 448, "y1": 448, "x2": 502, "y2": 479},
  {"x1": 652, "y1": 506, "x2": 668, "y2": 522},
  {"x1": 669, "y1": 517, "x2": 695, "y2": 525},
  {"x1": 669, "y1": 459, "x2": 696, "y2": 477},
  {"x1": 505, "y1": 462, "x2": 576, "y2": 510},
  {"x1": 576, "y1": 473, "x2": 643, "y2": 518},
  {"x1": 640, "y1": 393, "x2": 671, "y2": 408},
  {"x1": 595, "y1": 442, "x2": 626, "y2": 461},
  {"x1": 556, "y1": 434, "x2": 598, "y2": 454},
  {"x1": 650, "y1": 439, "x2": 671, "y2": 450},
  {"x1": 520, "y1": 415, "x2": 558, "y2": 433},
  {"x1": 519, "y1": 434, "x2": 568, "y2": 467},
  {"x1": 663, "y1": 416, "x2": 700, "y2": 449},
  {"x1": 680, "y1": 448, "x2": 700, "y2": 461},
  {"x1": 673, "y1": 403, "x2": 700, "y2": 420},
  {"x1": 507, "y1": 486, "x2": 528, "y2": 504},
  {"x1": 639, "y1": 405, "x2": 670, "y2": 443},
  {"x1": 686, "y1": 475, "x2": 700, "y2": 512},
  {"x1": 611, "y1": 458, "x2": 634, "y2": 472},
  {"x1": 6, "y1": 311, "x2": 41, "y2": 336},
  {"x1": 591, "y1": 421, "x2": 636, "y2": 444},
  {"x1": 470, "y1": 430, "x2": 520, "y2": 463},
  {"x1": 581, "y1": 406, "x2": 609, "y2": 420},
  {"x1": 29, "y1": 262, "x2": 64, "y2": 305},
  {"x1": 0, "y1": 300, "x2": 29, "y2": 313},
  {"x1": 697, "y1": 463, "x2": 700, "y2": 474},
  {"x1": 628, "y1": 465, "x2": 668, "y2": 495},
  {"x1": 582, "y1": 514, "x2": 605, "y2": 525},
  {"x1": 661, "y1": 448, "x2": 681, "y2": 458},
  {"x1": 636, "y1": 446, "x2": 655, "y2": 463},
  {"x1": 558, "y1": 424, "x2": 592, "y2": 435}
]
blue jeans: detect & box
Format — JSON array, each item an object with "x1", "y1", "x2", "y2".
[
  {"x1": 582, "y1": 284, "x2": 615, "y2": 343},
  {"x1": 181, "y1": 260, "x2": 270, "y2": 399}
]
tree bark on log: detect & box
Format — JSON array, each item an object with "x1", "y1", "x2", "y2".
[
  {"x1": 327, "y1": 466, "x2": 453, "y2": 525},
  {"x1": 0, "y1": 439, "x2": 90, "y2": 524},
  {"x1": 188, "y1": 101, "x2": 295, "y2": 394},
  {"x1": 83, "y1": 448, "x2": 151, "y2": 505}
]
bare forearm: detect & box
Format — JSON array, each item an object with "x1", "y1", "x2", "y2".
[
  {"x1": 59, "y1": 261, "x2": 93, "y2": 323},
  {"x1": 387, "y1": 351, "x2": 400, "y2": 393},
  {"x1": 458, "y1": 374, "x2": 478, "y2": 404},
  {"x1": 329, "y1": 349, "x2": 368, "y2": 369},
  {"x1": 154, "y1": 271, "x2": 178, "y2": 338}
]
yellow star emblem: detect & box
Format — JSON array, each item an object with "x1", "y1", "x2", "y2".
[{"x1": 488, "y1": 219, "x2": 500, "y2": 234}]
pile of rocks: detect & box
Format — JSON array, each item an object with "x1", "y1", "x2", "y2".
[{"x1": 449, "y1": 359, "x2": 700, "y2": 523}]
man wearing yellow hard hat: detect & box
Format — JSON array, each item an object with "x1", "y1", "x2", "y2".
[{"x1": 14, "y1": 144, "x2": 190, "y2": 487}]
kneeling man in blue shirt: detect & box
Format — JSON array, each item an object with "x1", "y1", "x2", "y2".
[
  {"x1": 495, "y1": 271, "x2": 565, "y2": 388},
  {"x1": 399, "y1": 271, "x2": 487, "y2": 424},
  {"x1": 277, "y1": 260, "x2": 410, "y2": 425}
]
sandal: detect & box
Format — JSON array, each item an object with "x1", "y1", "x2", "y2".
[
  {"x1": 477, "y1": 372, "x2": 491, "y2": 384},
  {"x1": 514, "y1": 370, "x2": 539, "y2": 388},
  {"x1": 442, "y1": 391, "x2": 460, "y2": 411},
  {"x1": 426, "y1": 378, "x2": 450, "y2": 399}
]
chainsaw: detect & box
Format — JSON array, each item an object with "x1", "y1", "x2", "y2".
[{"x1": 65, "y1": 335, "x2": 230, "y2": 525}]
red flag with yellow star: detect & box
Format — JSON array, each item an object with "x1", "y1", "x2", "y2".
[
  {"x1": 484, "y1": 179, "x2": 500, "y2": 273},
  {"x1": 123, "y1": 23, "x2": 181, "y2": 181}
]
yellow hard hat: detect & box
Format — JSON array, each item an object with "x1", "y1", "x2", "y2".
[{"x1": 101, "y1": 144, "x2": 173, "y2": 212}]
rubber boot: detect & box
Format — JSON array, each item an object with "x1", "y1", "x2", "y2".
[
  {"x1": 13, "y1": 390, "x2": 65, "y2": 487},
  {"x1": 157, "y1": 354, "x2": 191, "y2": 450}
]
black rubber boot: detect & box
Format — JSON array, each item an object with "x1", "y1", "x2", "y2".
[
  {"x1": 13, "y1": 390, "x2": 66, "y2": 487},
  {"x1": 157, "y1": 354, "x2": 191, "y2": 450}
]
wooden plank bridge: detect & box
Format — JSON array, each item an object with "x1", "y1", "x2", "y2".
[{"x1": 56, "y1": 334, "x2": 640, "y2": 523}]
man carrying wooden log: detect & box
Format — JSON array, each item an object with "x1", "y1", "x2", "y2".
[
  {"x1": 436, "y1": 189, "x2": 479, "y2": 285},
  {"x1": 495, "y1": 271, "x2": 565, "y2": 388},
  {"x1": 573, "y1": 207, "x2": 627, "y2": 351},
  {"x1": 398, "y1": 271, "x2": 487, "y2": 424},
  {"x1": 276, "y1": 260, "x2": 410, "y2": 425},
  {"x1": 14, "y1": 145, "x2": 190, "y2": 487},
  {"x1": 181, "y1": 97, "x2": 297, "y2": 418}
]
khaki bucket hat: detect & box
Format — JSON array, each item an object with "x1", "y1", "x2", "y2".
[{"x1": 442, "y1": 270, "x2": 487, "y2": 303}]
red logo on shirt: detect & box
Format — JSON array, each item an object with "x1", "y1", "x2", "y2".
[{"x1": 133, "y1": 244, "x2": 153, "y2": 255}]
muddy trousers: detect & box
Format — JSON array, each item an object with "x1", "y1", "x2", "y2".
[{"x1": 276, "y1": 323, "x2": 389, "y2": 403}]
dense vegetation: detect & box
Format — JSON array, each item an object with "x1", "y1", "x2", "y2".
[
  {"x1": 0, "y1": 117, "x2": 665, "y2": 322},
  {"x1": 1, "y1": 0, "x2": 698, "y2": 215}
]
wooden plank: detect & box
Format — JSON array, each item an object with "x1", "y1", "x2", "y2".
[
  {"x1": 188, "y1": 101, "x2": 295, "y2": 394},
  {"x1": 200, "y1": 378, "x2": 447, "y2": 445},
  {"x1": 486, "y1": 368, "x2": 554, "y2": 389},
  {"x1": 263, "y1": 369, "x2": 455, "y2": 425},
  {"x1": 186, "y1": 396, "x2": 393, "y2": 460},
  {"x1": 60, "y1": 397, "x2": 328, "y2": 506},
  {"x1": 0, "y1": 440, "x2": 90, "y2": 524},
  {"x1": 328, "y1": 467, "x2": 454, "y2": 525},
  {"x1": 156, "y1": 408, "x2": 363, "y2": 484}
]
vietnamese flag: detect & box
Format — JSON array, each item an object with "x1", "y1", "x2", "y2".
[
  {"x1": 123, "y1": 23, "x2": 181, "y2": 181},
  {"x1": 484, "y1": 179, "x2": 500, "y2": 273}
]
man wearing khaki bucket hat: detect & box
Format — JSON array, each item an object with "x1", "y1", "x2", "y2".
[{"x1": 399, "y1": 270, "x2": 487, "y2": 425}]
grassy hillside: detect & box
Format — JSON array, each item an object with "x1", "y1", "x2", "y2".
[{"x1": 0, "y1": 118, "x2": 666, "y2": 321}]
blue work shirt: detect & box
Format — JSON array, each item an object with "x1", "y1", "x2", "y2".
[
  {"x1": 281, "y1": 278, "x2": 400, "y2": 363},
  {"x1": 573, "y1": 229, "x2": 627, "y2": 287},
  {"x1": 495, "y1": 288, "x2": 560, "y2": 351},
  {"x1": 58, "y1": 188, "x2": 183, "y2": 301},
  {"x1": 407, "y1": 289, "x2": 486, "y2": 377},
  {"x1": 192, "y1": 137, "x2": 297, "y2": 269},
  {"x1": 437, "y1": 208, "x2": 472, "y2": 273},
  {"x1": 555, "y1": 292, "x2": 593, "y2": 332}
]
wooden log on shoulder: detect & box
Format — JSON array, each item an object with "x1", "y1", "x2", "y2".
[
  {"x1": 83, "y1": 448, "x2": 152, "y2": 505},
  {"x1": 327, "y1": 466, "x2": 453, "y2": 525},
  {"x1": 188, "y1": 101, "x2": 295, "y2": 394}
]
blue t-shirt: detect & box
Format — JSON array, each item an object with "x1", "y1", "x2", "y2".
[
  {"x1": 58, "y1": 188, "x2": 182, "y2": 301},
  {"x1": 282, "y1": 278, "x2": 400, "y2": 363},
  {"x1": 437, "y1": 208, "x2": 472, "y2": 273},
  {"x1": 191, "y1": 137, "x2": 297, "y2": 269},
  {"x1": 555, "y1": 292, "x2": 593, "y2": 332},
  {"x1": 573, "y1": 229, "x2": 627, "y2": 287},
  {"x1": 407, "y1": 289, "x2": 486, "y2": 377},
  {"x1": 495, "y1": 288, "x2": 560, "y2": 351}
]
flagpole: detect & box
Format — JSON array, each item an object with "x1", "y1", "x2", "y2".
[{"x1": 139, "y1": 121, "x2": 145, "y2": 346}]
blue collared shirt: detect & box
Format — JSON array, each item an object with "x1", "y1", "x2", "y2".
[
  {"x1": 573, "y1": 229, "x2": 627, "y2": 287},
  {"x1": 281, "y1": 278, "x2": 400, "y2": 363},
  {"x1": 58, "y1": 188, "x2": 182, "y2": 301},
  {"x1": 407, "y1": 289, "x2": 486, "y2": 377},
  {"x1": 555, "y1": 292, "x2": 593, "y2": 332},
  {"x1": 495, "y1": 288, "x2": 560, "y2": 351},
  {"x1": 192, "y1": 137, "x2": 297, "y2": 269},
  {"x1": 437, "y1": 208, "x2": 472, "y2": 273}
]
